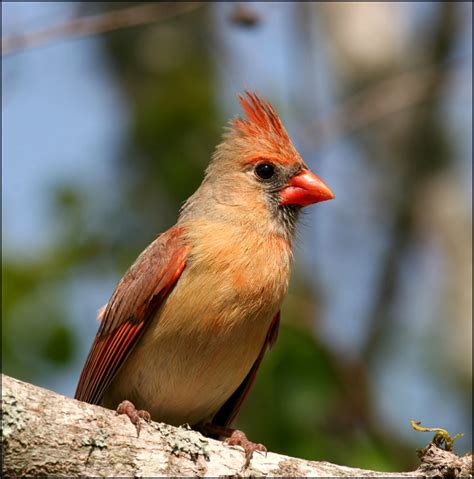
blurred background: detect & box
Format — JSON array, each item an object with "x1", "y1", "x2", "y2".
[{"x1": 2, "y1": 1, "x2": 472, "y2": 471}]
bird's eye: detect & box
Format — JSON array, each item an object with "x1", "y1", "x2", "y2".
[{"x1": 254, "y1": 163, "x2": 275, "y2": 180}]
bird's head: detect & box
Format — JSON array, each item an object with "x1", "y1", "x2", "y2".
[{"x1": 180, "y1": 91, "x2": 334, "y2": 239}]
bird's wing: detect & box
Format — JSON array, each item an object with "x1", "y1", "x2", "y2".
[
  {"x1": 74, "y1": 226, "x2": 190, "y2": 405},
  {"x1": 211, "y1": 311, "x2": 280, "y2": 427}
]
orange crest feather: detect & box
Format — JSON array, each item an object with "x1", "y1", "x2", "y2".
[{"x1": 232, "y1": 91, "x2": 289, "y2": 142}]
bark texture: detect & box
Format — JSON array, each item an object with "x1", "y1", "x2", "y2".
[{"x1": 1, "y1": 374, "x2": 472, "y2": 477}]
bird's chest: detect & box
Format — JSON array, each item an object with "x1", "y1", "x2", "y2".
[
  {"x1": 106, "y1": 229, "x2": 292, "y2": 426},
  {"x1": 186, "y1": 229, "x2": 292, "y2": 315}
]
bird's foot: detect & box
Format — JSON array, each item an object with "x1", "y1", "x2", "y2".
[
  {"x1": 202, "y1": 423, "x2": 266, "y2": 469},
  {"x1": 225, "y1": 429, "x2": 267, "y2": 468},
  {"x1": 116, "y1": 400, "x2": 151, "y2": 437}
]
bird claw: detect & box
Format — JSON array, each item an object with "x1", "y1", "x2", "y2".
[
  {"x1": 224, "y1": 429, "x2": 267, "y2": 469},
  {"x1": 116, "y1": 400, "x2": 151, "y2": 437}
]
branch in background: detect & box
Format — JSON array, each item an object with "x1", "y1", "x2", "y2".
[
  {"x1": 2, "y1": 374, "x2": 471, "y2": 477},
  {"x1": 1, "y1": 2, "x2": 204, "y2": 57},
  {"x1": 228, "y1": 3, "x2": 261, "y2": 28},
  {"x1": 299, "y1": 63, "x2": 468, "y2": 152},
  {"x1": 360, "y1": 1, "x2": 460, "y2": 362}
]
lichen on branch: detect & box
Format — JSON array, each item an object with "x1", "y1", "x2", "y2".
[{"x1": 1, "y1": 374, "x2": 472, "y2": 477}]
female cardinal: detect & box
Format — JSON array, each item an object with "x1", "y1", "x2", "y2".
[{"x1": 75, "y1": 91, "x2": 334, "y2": 461}]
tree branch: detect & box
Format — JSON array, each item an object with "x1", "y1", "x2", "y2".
[
  {"x1": 2, "y1": 2, "x2": 204, "y2": 57},
  {"x1": 298, "y1": 62, "x2": 469, "y2": 152},
  {"x1": 1, "y1": 374, "x2": 471, "y2": 477}
]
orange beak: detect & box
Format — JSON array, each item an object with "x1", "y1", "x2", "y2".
[{"x1": 280, "y1": 169, "x2": 334, "y2": 207}]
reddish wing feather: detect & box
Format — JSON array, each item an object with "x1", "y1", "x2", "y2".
[
  {"x1": 75, "y1": 226, "x2": 190, "y2": 405},
  {"x1": 212, "y1": 311, "x2": 281, "y2": 427}
]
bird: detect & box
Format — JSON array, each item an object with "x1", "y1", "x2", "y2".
[{"x1": 75, "y1": 91, "x2": 334, "y2": 463}]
